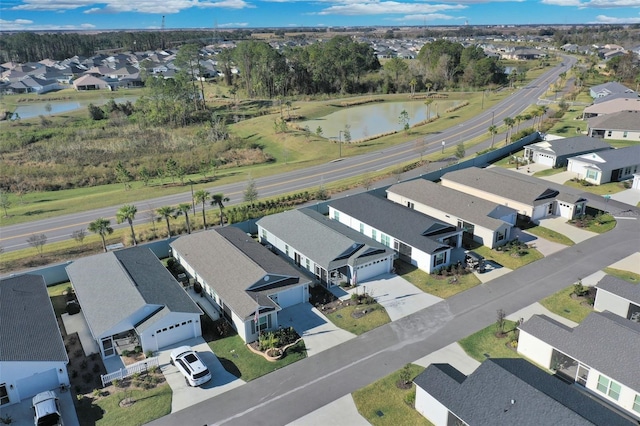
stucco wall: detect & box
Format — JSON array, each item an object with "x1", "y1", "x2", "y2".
[
  {"x1": 0, "y1": 361, "x2": 69, "y2": 405},
  {"x1": 593, "y1": 290, "x2": 631, "y2": 318},
  {"x1": 516, "y1": 330, "x2": 553, "y2": 369},
  {"x1": 415, "y1": 385, "x2": 450, "y2": 426}
]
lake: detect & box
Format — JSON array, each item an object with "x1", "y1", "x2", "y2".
[
  {"x1": 11, "y1": 96, "x2": 138, "y2": 120},
  {"x1": 299, "y1": 99, "x2": 459, "y2": 141}
]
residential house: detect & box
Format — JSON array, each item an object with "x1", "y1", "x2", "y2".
[
  {"x1": 72, "y1": 74, "x2": 111, "y2": 91},
  {"x1": 523, "y1": 136, "x2": 612, "y2": 168},
  {"x1": 0, "y1": 275, "x2": 69, "y2": 405},
  {"x1": 594, "y1": 275, "x2": 640, "y2": 322},
  {"x1": 587, "y1": 110, "x2": 640, "y2": 140},
  {"x1": 567, "y1": 145, "x2": 640, "y2": 185},
  {"x1": 257, "y1": 208, "x2": 395, "y2": 288},
  {"x1": 440, "y1": 167, "x2": 587, "y2": 221},
  {"x1": 583, "y1": 96, "x2": 640, "y2": 119},
  {"x1": 386, "y1": 179, "x2": 517, "y2": 249},
  {"x1": 66, "y1": 247, "x2": 203, "y2": 359},
  {"x1": 414, "y1": 358, "x2": 634, "y2": 426},
  {"x1": 590, "y1": 82, "x2": 634, "y2": 99},
  {"x1": 170, "y1": 227, "x2": 311, "y2": 344},
  {"x1": 518, "y1": 311, "x2": 640, "y2": 418}
]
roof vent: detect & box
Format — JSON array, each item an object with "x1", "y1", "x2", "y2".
[{"x1": 264, "y1": 276, "x2": 270, "y2": 282}]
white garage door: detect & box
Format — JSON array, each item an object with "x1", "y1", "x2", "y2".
[
  {"x1": 16, "y1": 369, "x2": 58, "y2": 401},
  {"x1": 357, "y1": 257, "x2": 391, "y2": 282},
  {"x1": 535, "y1": 153, "x2": 554, "y2": 167},
  {"x1": 275, "y1": 286, "x2": 304, "y2": 309},
  {"x1": 154, "y1": 320, "x2": 197, "y2": 350}
]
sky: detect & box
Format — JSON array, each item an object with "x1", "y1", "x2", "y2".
[{"x1": 1, "y1": 0, "x2": 640, "y2": 31}]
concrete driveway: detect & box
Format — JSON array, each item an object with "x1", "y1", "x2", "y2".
[
  {"x1": 0, "y1": 388, "x2": 80, "y2": 426},
  {"x1": 280, "y1": 303, "x2": 356, "y2": 357},
  {"x1": 334, "y1": 274, "x2": 443, "y2": 322},
  {"x1": 537, "y1": 216, "x2": 598, "y2": 244},
  {"x1": 158, "y1": 337, "x2": 245, "y2": 413}
]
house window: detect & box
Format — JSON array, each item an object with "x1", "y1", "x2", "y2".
[
  {"x1": 381, "y1": 234, "x2": 391, "y2": 247},
  {"x1": 597, "y1": 375, "x2": 621, "y2": 400},
  {"x1": 607, "y1": 131, "x2": 612, "y2": 137},
  {"x1": 586, "y1": 169, "x2": 599, "y2": 180},
  {"x1": 372, "y1": 229, "x2": 377, "y2": 240},
  {"x1": 633, "y1": 395, "x2": 640, "y2": 413},
  {"x1": 407, "y1": 201, "x2": 414, "y2": 209},
  {"x1": 360, "y1": 223, "x2": 364, "y2": 233},
  {"x1": 285, "y1": 245, "x2": 289, "y2": 256},
  {"x1": 262, "y1": 229, "x2": 267, "y2": 239},
  {"x1": 0, "y1": 384, "x2": 9, "y2": 405},
  {"x1": 433, "y1": 251, "x2": 447, "y2": 267},
  {"x1": 334, "y1": 211, "x2": 340, "y2": 221},
  {"x1": 306, "y1": 258, "x2": 310, "y2": 270},
  {"x1": 624, "y1": 167, "x2": 632, "y2": 175},
  {"x1": 623, "y1": 131, "x2": 628, "y2": 138},
  {"x1": 495, "y1": 230, "x2": 506, "y2": 242}
]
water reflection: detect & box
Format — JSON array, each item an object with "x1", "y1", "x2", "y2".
[{"x1": 10, "y1": 96, "x2": 138, "y2": 120}]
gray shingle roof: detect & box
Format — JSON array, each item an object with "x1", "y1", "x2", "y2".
[
  {"x1": 66, "y1": 247, "x2": 201, "y2": 338},
  {"x1": 0, "y1": 275, "x2": 68, "y2": 362},
  {"x1": 414, "y1": 358, "x2": 633, "y2": 426},
  {"x1": 569, "y1": 145, "x2": 640, "y2": 169},
  {"x1": 593, "y1": 93, "x2": 639, "y2": 104},
  {"x1": 329, "y1": 192, "x2": 455, "y2": 254},
  {"x1": 585, "y1": 97, "x2": 640, "y2": 114},
  {"x1": 588, "y1": 110, "x2": 640, "y2": 131},
  {"x1": 170, "y1": 227, "x2": 309, "y2": 319},
  {"x1": 595, "y1": 274, "x2": 640, "y2": 305},
  {"x1": 529, "y1": 136, "x2": 612, "y2": 158},
  {"x1": 591, "y1": 82, "x2": 634, "y2": 97},
  {"x1": 387, "y1": 179, "x2": 517, "y2": 231},
  {"x1": 257, "y1": 208, "x2": 394, "y2": 270},
  {"x1": 519, "y1": 311, "x2": 640, "y2": 392}
]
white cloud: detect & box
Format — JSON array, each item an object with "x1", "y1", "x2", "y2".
[
  {"x1": 593, "y1": 13, "x2": 640, "y2": 22},
  {"x1": 219, "y1": 22, "x2": 249, "y2": 27},
  {"x1": 316, "y1": 1, "x2": 466, "y2": 16},
  {"x1": 542, "y1": 0, "x2": 640, "y2": 7},
  {"x1": 386, "y1": 13, "x2": 460, "y2": 21},
  {"x1": 0, "y1": 18, "x2": 97, "y2": 30},
  {"x1": 80, "y1": 23, "x2": 96, "y2": 27},
  {"x1": 11, "y1": 0, "x2": 254, "y2": 13}
]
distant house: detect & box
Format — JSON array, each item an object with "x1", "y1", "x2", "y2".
[
  {"x1": 170, "y1": 227, "x2": 311, "y2": 344},
  {"x1": 594, "y1": 275, "x2": 640, "y2": 322},
  {"x1": 590, "y1": 82, "x2": 634, "y2": 99},
  {"x1": 523, "y1": 136, "x2": 612, "y2": 168},
  {"x1": 583, "y1": 96, "x2": 640, "y2": 119},
  {"x1": 66, "y1": 247, "x2": 203, "y2": 358},
  {"x1": 257, "y1": 208, "x2": 395, "y2": 288},
  {"x1": 0, "y1": 275, "x2": 69, "y2": 405},
  {"x1": 73, "y1": 74, "x2": 111, "y2": 91},
  {"x1": 567, "y1": 145, "x2": 640, "y2": 185},
  {"x1": 440, "y1": 167, "x2": 587, "y2": 221},
  {"x1": 518, "y1": 311, "x2": 640, "y2": 418},
  {"x1": 414, "y1": 358, "x2": 632, "y2": 426},
  {"x1": 328, "y1": 193, "x2": 462, "y2": 273},
  {"x1": 387, "y1": 179, "x2": 517, "y2": 249},
  {"x1": 587, "y1": 110, "x2": 640, "y2": 140}
]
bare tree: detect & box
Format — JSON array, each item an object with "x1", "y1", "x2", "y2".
[
  {"x1": 26, "y1": 233, "x2": 47, "y2": 257},
  {"x1": 72, "y1": 229, "x2": 87, "y2": 247},
  {"x1": 496, "y1": 308, "x2": 507, "y2": 336}
]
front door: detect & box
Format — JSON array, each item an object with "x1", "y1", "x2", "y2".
[
  {"x1": 101, "y1": 337, "x2": 115, "y2": 357},
  {"x1": 611, "y1": 169, "x2": 622, "y2": 182},
  {"x1": 294, "y1": 252, "x2": 301, "y2": 267}
]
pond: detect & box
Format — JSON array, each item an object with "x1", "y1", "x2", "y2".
[
  {"x1": 298, "y1": 99, "x2": 460, "y2": 142},
  {"x1": 10, "y1": 96, "x2": 138, "y2": 120}
]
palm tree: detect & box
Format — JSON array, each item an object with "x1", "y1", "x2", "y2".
[
  {"x1": 156, "y1": 206, "x2": 175, "y2": 238},
  {"x1": 514, "y1": 114, "x2": 524, "y2": 133},
  {"x1": 211, "y1": 193, "x2": 230, "y2": 227},
  {"x1": 409, "y1": 78, "x2": 417, "y2": 98},
  {"x1": 194, "y1": 190, "x2": 211, "y2": 229},
  {"x1": 116, "y1": 204, "x2": 138, "y2": 246},
  {"x1": 424, "y1": 99, "x2": 433, "y2": 120},
  {"x1": 503, "y1": 117, "x2": 515, "y2": 145},
  {"x1": 175, "y1": 203, "x2": 192, "y2": 234},
  {"x1": 488, "y1": 125, "x2": 498, "y2": 148},
  {"x1": 88, "y1": 218, "x2": 114, "y2": 252}
]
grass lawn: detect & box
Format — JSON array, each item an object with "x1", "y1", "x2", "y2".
[
  {"x1": 75, "y1": 384, "x2": 172, "y2": 426},
  {"x1": 539, "y1": 286, "x2": 593, "y2": 323},
  {"x1": 492, "y1": 149, "x2": 524, "y2": 168},
  {"x1": 352, "y1": 364, "x2": 431, "y2": 426},
  {"x1": 394, "y1": 261, "x2": 481, "y2": 298},
  {"x1": 325, "y1": 303, "x2": 390, "y2": 335},
  {"x1": 568, "y1": 210, "x2": 616, "y2": 234},
  {"x1": 533, "y1": 167, "x2": 567, "y2": 177},
  {"x1": 603, "y1": 267, "x2": 640, "y2": 284},
  {"x1": 458, "y1": 320, "x2": 521, "y2": 362},
  {"x1": 562, "y1": 179, "x2": 627, "y2": 196},
  {"x1": 207, "y1": 333, "x2": 306, "y2": 381},
  {"x1": 473, "y1": 245, "x2": 544, "y2": 270},
  {"x1": 524, "y1": 226, "x2": 574, "y2": 246}
]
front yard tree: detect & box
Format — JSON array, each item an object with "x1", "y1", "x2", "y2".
[
  {"x1": 156, "y1": 206, "x2": 175, "y2": 238},
  {"x1": 72, "y1": 229, "x2": 86, "y2": 247},
  {"x1": 176, "y1": 203, "x2": 192, "y2": 234},
  {"x1": 194, "y1": 190, "x2": 211, "y2": 229},
  {"x1": 116, "y1": 204, "x2": 138, "y2": 246},
  {"x1": 89, "y1": 218, "x2": 114, "y2": 252},
  {"x1": 455, "y1": 142, "x2": 466, "y2": 160},
  {"x1": 0, "y1": 191, "x2": 11, "y2": 217},
  {"x1": 399, "y1": 109, "x2": 410, "y2": 133},
  {"x1": 496, "y1": 308, "x2": 507, "y2": 336},
  {"x1": 211, "y1": 193, "x2": 230, "y2": 226},
  {"x1": 243, "y1": 178, "x2": 258, "y2": 207},
  {"x1": 26, "y1": 233, "x2": 47, "y2": 257}
]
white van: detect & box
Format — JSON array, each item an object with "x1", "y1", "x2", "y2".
[{"x1": 32, "y1": 390, "x2": 63, "y2": 426}]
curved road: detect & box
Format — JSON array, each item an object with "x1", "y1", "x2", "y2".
[{"x1": 0, "y1": 56, "x2": 575, "y2": 253}]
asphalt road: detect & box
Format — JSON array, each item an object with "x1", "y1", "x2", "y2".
[
  {"x1": 148, "y1": 203, "x2": 639, "y2": 426},
  {"x1": 0, "y1": 56, "x2": 575, "y2": 252}
]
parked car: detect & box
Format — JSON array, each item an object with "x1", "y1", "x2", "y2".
[
  {"x1": 170, "y1": 346, "x2": 212, "y2": 386},
  {"x1": 32, "y1": 390, "x2": 63, "y2": 426}
]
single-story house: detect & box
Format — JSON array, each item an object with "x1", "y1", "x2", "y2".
[
  {"x1": 594, "y1": 275, "x2": 640, "y2": 322},
  {"x1": 414, "y1": 358, "x2": 631, "y2": 426},
  {"x1": 590, "y1": 81, "x2": 635, "y2": 99},
  {"x1": 0, "y1": 275, "x2": 69, "y2": 405},
  {"x1": 518, "y1": 311, "x2": 640, "y2": 418},
  {"x1": 523, "y1": 136, "x2": 612, "y2": 168},
  {"x1": 386, "y1": 179, "x2": 517, "y2": 249},
  {"x1": 66, "y1": 247, "x2": 203, "y2": 359},
  {"x1": 170, "y1": 227, "x2": 311, "y2": 344},
  {"x1": 567, "y1": 145, "x2": 640, "y2": 185},
  {"x1": 583, "y1": 96, "x2": 640, "y2": 119},
  {"x1": 328, "y1": 193, "x2": 461, "y2": 273},
  {"x1": 440, "y1": 167, "x2": 587, "y2": 221},
  {"x1": 72, "y1": 74, "x2": 111, "y2": 91},
  {"x1": 588, "y1": 110, "x2": 640, "y2": 140},
  {"x1": 257, "y1": 208, "x2": 395, "y2": 288}
]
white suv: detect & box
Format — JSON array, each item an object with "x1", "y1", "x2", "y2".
[
  {"x1": 33, "y1": 390, "x2": 63, "y2": 426},
  {"x1": 170, "y1": 346, "x2": 212, "y2": 387}
]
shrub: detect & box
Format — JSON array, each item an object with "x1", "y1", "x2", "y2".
[
  {"x1": 112, "y1": 379, "x2": 121, "y2": 387},
  {"x1": 133, "y1": 345, "x2": 142, "y2": 353},
  {"x1": 121, "y1": 350, "x2": 131, "y2": 357},
  {"x1": 404, "y1": 391, "x2": 416, "y2": 406},
  {"x1": 573, "y1": 280, "x2": 588, "y2": 297},
  {"x1": 145, "y1": 350, "x2": 154, "y2": 358}
]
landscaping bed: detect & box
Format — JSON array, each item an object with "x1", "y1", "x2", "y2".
[
  {"x1": 474, "y1": 240, "x2": 543, "y2": 270},
  {"x1": 394, "y1": 260, "x2": 481, "y2": 299},
  {"x1": 568, "y1": 208, "x2": 616, "y2": 234}
]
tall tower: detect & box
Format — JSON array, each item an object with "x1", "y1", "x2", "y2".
[{"x1": 161, "y1": 15, "x2": 166, "y2": 50}]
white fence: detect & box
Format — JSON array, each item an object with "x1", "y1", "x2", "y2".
[{"x1": 100, "y1": 356, "x2": 160, "y2": 387}]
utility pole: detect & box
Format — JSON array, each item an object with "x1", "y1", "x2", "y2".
[
  {"x1": 441, "y1": 140, "x2": 445, "y2": 154},
  {"x1": 161, "y1": 15, "x2": 166, "y2": 50},
  {"x1": 338, "y1": 130, "x2": 343, "y2": 159}
]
